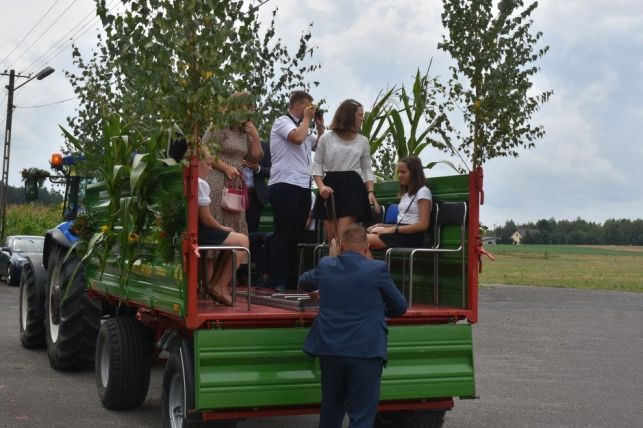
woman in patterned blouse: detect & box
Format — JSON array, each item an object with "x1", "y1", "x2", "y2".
[{"x1": 310, "y1": 99, "x2": 380, "y2": 242}]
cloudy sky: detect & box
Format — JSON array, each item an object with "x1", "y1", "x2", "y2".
[{"x1": 1, "y1": 0, "x2": 641, "y2": 227}]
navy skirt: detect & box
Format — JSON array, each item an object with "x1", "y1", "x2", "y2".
[
  {"x1": 313, "y1": 171, "x2": 371, "y2": 222},
  {"x1": 198, "y1": 223, "x2": 230, "y2": 246},
  {"x1": 379, "y1": 229, "x2": 425, "y2": 248}
]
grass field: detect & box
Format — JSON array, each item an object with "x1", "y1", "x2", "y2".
[
  {"x1": 5, "y1": 203, "x2": 61, "y2": 237},
  {"x1": 478, "y1": 244, "x2": 643, "y2": 292}
]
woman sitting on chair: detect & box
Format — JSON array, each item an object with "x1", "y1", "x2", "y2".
[
  {"x1": 196, "y1": 146, "x2": 249, "y2": 306},
  {"x1": 367, "y1": 156, "x2": 431, "y2": 250}
]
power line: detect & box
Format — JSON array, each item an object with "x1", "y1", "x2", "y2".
[
  {"x1": 26, "y1": 4, "x2": 102, "y2": 72},
  {"x1": 255, "y1": 0, "x2": 273, "y2": 8},
  {"x1": 0, "y1": 0, "x2": 64, "y2": 69},
  {"x1": 26, "y1": 0, "x2": 119, "y2": 74},
  {"x1": 15, "y1": 97, "x2": 77, "y2": 109},
  {"x1": 8, "y1": 0, "x2": 79, "y2": 70}
]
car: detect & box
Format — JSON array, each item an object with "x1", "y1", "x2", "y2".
[{"x1": 0, "y1": 235, "x2": 45, "y2": 287}]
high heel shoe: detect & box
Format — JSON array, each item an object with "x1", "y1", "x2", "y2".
[{"x1": 204, "y1": 287, "x2": 233, "y2": 306}]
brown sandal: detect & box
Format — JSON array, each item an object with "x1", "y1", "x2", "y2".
[{"x1": 204, "y1": 288, "x2": 233, "y2": 306}]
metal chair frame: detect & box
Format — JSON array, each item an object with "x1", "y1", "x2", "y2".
[
  {"x1": 385, "y1": 202, "x2": 467, "y2": 307},
  {"x1": 198, "y1": 245, "x2": 252, "y2": 311}
]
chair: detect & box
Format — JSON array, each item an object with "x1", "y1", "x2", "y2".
[
  {"x1": 304, "y1": 204, "x2": 386, "y2": 285},
  {"x1": 198, "y1": 245, "x2": 252, "y2": 310},
  {"x1": 297, "y1": 218, "x2": 324, "y2": 290},
  {"x1": 384, "y1": 203, "x2": 398, "y2": 224},
  {"x1": 385, "y1": 201, "x2": 467, "y2": 307}
]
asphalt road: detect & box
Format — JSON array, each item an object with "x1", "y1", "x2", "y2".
[{"x1": 1, "y1": 282, "x2": 642, "y2": 428}]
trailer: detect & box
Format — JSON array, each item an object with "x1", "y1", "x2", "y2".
[{"x1": 19, "y1": 151, "x2": 483, "y2": 427}]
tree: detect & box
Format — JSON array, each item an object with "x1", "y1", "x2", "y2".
[
  {"x1": 65, "y1": 0, "x2": 320, "y2": 157},
  {"x1": 438, "y1": 0, "x2": 552, "y2": 169}
]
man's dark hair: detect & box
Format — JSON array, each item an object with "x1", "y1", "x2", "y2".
[{"x1": 289, "y1": 90, "x2": 313, "y2": 109}]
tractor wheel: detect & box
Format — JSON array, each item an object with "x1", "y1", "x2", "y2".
[
  {"x1": 19, "y1": 263, "x2": 46, "y2": 348},
  {"x1": 45, "y1": 245, "x2": 101, "y2": 371},
  {"x1": 96, "y1": 316, "x2": 152, "y2": 410},
  {"x1": 374, "y1": 410, "x2": 446, "y2": 428}
]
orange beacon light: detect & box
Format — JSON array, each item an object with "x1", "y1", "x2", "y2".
[{"x1": 50, "y1": 153, "x2": 64, "y2": 170}]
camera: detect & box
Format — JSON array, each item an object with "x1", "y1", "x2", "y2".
[{"x1": 314, "y1": 109, "x2": 324, "y2": 119}]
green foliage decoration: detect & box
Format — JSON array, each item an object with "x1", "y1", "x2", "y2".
[
  {"x1": 60, "y1": 115, "x2": 184, "y2": 295},
  {"x1": 438, "y1": 0, "x2": 553, "y2": 169},
  {"x1": 65, "y1": 0, "x2": 321, "y2": 155},
  {"x1": 152, "y1": 187, "x2": 187, "y2": 264},
  {"x1": 363, "y1": 66, "x2": 463, "y2": 179},
  {"x1": 362, "y1": 89, "x2": 397, "y2": 180},
  {"x1": 20, "y1": 168, "x2": 51, "y2": 187}
]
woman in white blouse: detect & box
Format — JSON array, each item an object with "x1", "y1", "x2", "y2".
[
  {"x1": 367, "y1": 156, "x2": 432, "y2": 249},
  {"x1": 310, "y1": 99, "x2": 379, "y2": 241}
]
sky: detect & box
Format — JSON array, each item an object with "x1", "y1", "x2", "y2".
[{"x1": 0, "y1": 0, "x2": 641, "y2": 228}]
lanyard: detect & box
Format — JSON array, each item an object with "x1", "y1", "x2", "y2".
[{"x1": 285, "y1": 113, "x2": 312, "y2": 188}]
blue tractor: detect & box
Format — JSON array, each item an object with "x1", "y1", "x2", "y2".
[{"x1": 18, "y1": 153, "x2": 100, "y2": 372}]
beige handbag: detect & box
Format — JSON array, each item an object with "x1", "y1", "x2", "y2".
[{"x1": 221, "y1": 177, "x2": 248, "y2": 213}]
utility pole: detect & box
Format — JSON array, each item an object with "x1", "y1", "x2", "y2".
[
  {"x1": 2, "y1": 70, "x2": 18, "y2": 242},
  {"x1": 1, "y1": 67, "x2": 55, "y2": 241}
]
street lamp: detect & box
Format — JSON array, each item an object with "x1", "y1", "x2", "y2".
[{"x1": 1, "y1": 66, "x2": 55, "y2": 240}]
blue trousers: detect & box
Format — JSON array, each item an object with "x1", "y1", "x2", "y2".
[{"x1": 319, "y1": 356, "x2": 383, "y2": 428}]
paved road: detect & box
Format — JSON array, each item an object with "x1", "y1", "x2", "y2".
[{"x1": 1, "y1": 282, "x2": 642, "y2": 427}]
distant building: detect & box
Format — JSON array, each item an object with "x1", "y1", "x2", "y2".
[
  {"x1": 512, "y1": 228, "x2": 538, "y2": 245},
  {"x1": 482, "y1": 236, "x2": 497, "y2": 245},
  {"x1": 511, "y1": 229, "x2": 526, "y2": 245}
]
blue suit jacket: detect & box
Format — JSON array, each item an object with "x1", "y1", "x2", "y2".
[{"x1": 300, "y1": 251, "x2": 408, "y2": 362}]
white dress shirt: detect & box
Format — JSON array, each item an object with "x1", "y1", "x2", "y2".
[{"x1": 268, "y1": 114, "x2": 318, "y2": 188}]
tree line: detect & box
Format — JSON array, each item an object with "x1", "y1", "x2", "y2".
[
  {"x1": 2, "y1": 183, "x2": 63, "y2": 205},
  {"x1": 490, "y1": 218, "x2": 643, "y2": 245}
]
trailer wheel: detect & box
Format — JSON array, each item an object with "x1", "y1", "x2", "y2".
[
  {"x1": 161, "y1": 340, "x2": 238, "y2": 428},
  {"x1": 162, "y1": 339, "x2": 199, "y2": 428},
  {"x1": 45, "y1": 245, "x2": 101, "y2": 371},
  {"x1": 96, "y1": 316, "x2": 152, "y2": 409},
  {"x1": 19, "y1": 263, "x2": 46, "y2": 348},
  {"x1": 374, "y1": 410, "x2": 446, "y2": 428}
]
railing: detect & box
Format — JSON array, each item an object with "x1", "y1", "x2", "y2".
[{"x1": 198, "y1": 245, "x2": 252, "y2": 311}]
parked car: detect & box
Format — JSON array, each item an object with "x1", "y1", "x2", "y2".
[{"x1": 0, "y1": 236, "x2": 44, "y2": 286}]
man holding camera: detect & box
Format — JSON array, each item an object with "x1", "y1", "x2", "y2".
[{"x1": 268, "y1": 90, "x2": 324, "y2": 292}]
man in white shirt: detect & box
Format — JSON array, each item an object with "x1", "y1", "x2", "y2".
[{"x1": 269, "y1": 90, "x2": 324, "y2": 292}]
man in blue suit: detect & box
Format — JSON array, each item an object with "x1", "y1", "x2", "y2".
[{"x1": 299, "y1": 224, "x2": 408, "y2": 428}]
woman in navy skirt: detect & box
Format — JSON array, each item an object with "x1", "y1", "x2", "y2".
[
  {"x1": 310, "y1": 99, "x2": 379, "y2": 241},
  {"x1": 196, "y1": 147, "x2": 249, "y2": 306}
]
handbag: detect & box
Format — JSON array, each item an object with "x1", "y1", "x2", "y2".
[
  {"x1": 221, "y1": 176, "x2": 249, "y2": 213},
  {"x1": 327, "y1": 194, "x2": 340, "y2": 257}
]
